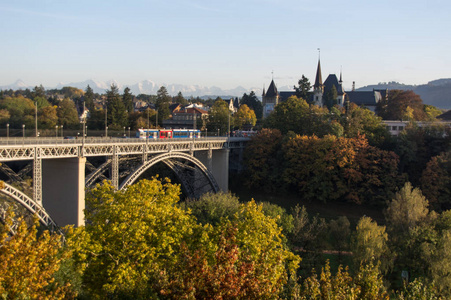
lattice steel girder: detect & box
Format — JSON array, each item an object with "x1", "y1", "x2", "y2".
[
  {"x1": 33, "y1": 147, "x2": 42, "y2": 205},
  {"x1": 0, "y1": 182, "x2": 60, "y2": 233},
  {"x1": 0, "y1": 147, "x2": 35, "y2": 161},
  {"x1": 0, "y1": 163, "x2": 22, "y2": 182},
  {"x1": 119, "y1": 152, "x2": 220, "y2": 194}
]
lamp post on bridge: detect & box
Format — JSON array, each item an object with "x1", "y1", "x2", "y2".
[
  {"x1": 6, "y1": 123, "x2": 9, "y2": 139},
  {"x1": 55, "y1": 125, "x2": 58, "y2": 138},
  {"x1": 128, "y1": 127, "x2": 130, "y2": 138},
  {"x1": 22, "y1": 124, "x2": 25, "y2": 146},
  {"x1": 61, "y1": 125, "x2": 63, "y2": 138}
]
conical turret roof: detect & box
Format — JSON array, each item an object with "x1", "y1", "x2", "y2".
[
  {"x1": 314, "y1": 59, "x2": 323, "y2": 88},
  {"x1": 265, "y1": 79, "x2": 278, "y2": 97}
]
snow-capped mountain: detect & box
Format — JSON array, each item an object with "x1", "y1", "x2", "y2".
[{"x1": 0, "y1": 79, "x2": 266, "y2": 98}]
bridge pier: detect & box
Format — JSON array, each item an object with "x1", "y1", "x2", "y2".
[
  {"x1": 195, "y1": 149, "x2": 229, "y2": 192},
  {"x1": 42, "y1": 157, "x2": 86, "y2": 227}
]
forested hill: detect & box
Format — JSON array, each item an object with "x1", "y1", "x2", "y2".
[{"x1": 356, "y1": 79, "x2": 451, "y2": 109}]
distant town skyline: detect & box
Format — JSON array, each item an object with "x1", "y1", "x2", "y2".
[{"x1": 1, "y1": 0, "x2": 450, "y2": 91}]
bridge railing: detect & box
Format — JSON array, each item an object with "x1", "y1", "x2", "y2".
[{"x1": 0, "y1": 136, "x2": 247, "y2": 146}]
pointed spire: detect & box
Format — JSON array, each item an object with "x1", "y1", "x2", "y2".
[
  {"x1": 314, "y1": 58, "x2": 323, "y2": 89},
  {"x1": 262, "y1": 84, "x2": 266, "y2": 97},
  {"x1": 266, "y1": 79, "x2": 278, "y2": 97},
  {"x1": 339, "y1": 66, "x2": 343, "y2": 83}
]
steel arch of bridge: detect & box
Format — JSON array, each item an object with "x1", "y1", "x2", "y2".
[
  {"x1": 119, "y1": 152, "x2": 220, "y2": 197},
  {"x1": 0, "y1": 182, "x2": 60, "y2": 233}
]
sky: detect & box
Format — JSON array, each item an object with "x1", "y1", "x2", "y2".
[{"x1": 1, "y1": 0, "x2": 450, "y2": 91}]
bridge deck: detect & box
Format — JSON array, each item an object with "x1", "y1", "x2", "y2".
[{"x1": 0, "y1": 137, "x2": 249, "y2": 161}]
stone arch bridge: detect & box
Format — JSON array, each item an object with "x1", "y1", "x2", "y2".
[{"x1": 0, "y1": 137, "x2": 248, "y2": 229}]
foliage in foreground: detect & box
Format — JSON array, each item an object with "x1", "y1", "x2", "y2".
[
  {"x1": 67, "y1": 179, "x2": 299, "y2": 299},
  {"x1": 0, "y1": 212, "x2": 74, "y2": 299}
]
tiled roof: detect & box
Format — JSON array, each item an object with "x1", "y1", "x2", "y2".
[
  {"x1": 437, "y1": 110, "x2": 451, "y2": 120},
  {"x1": 346, "y1": 91, "x2": 381, "y2": 106},
  {"x1": 324, "y1": 74, "x2": 345, "y2": 95}
]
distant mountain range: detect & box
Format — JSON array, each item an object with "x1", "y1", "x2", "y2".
[
  {"x1": 2, "y1": 78, "x2": 451, "y2": 109},
  {"x1": 356, "y1": 79, "x2": 451, "y2": 109},
  {"x1": 0, "y1": 79, "x2": 271, "y2": 100}
]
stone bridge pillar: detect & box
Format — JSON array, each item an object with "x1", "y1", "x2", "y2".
[
  {"x1": 195, "y1": 149, "x2": 229, "y2": 191},
  {"x1": 42, "y1": 157, "x2": 86, "y2": 227}
]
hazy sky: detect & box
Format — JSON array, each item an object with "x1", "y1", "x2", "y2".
[{"x1": 1, "y1": 0, "x2": 450, "y2": 90}]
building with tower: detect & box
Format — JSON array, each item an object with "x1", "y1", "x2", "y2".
[
  {"x1": 261, "y1": 56, "x2": 384, "y2": 117},
  {"x1": 262, "y1": 79, "x2": 280, "y2": 118}
]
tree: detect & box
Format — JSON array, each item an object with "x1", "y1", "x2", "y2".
[
  {"x1": 0, "y1": 95, "x2": 35, "y2": 127},
  {"x1": 343, "y1": 103, "x2": 391, "y2": 148},
  {"x1": 181, "y1": 191, "x2": 240, "y2": 226},
  {"x1": 207, "y1": 99, "x2": 229, "y2": 134},
  {"x1": 67, "y1": 179, "x2": 198, "y2": 298},
  {"x1": 289, "y1": 205, "x2": 329, "y2": 275},
  {"x1": 376, "y1": 90, "x2": 427, "y2": 121},
  {"x1": 160, "y1": 200, "x2": 300, "y2": 299},
  {"x1": 106, "y1": 84, "x2": 127, "y2": 130},
  {"x1": 31, "y1": 84, "x2": 46, "y2": 99},
  {"x1": 173, "y1": 91, "x2": 188, "y2": 105},
  {"x1": 351, "y1": 216, "x2": 390, "y2": 273},
  {"x1": 328, "y1": 216, "x2": 351, "y2": 262},
  {"x1": 243, "y1": 128, "x2": 284, "y2": 192},
  {"x1": 84, "y1": 85, "x2": 95, "y2": 111},
  {"x1": 386, "y1": 182, "x2": 429, "y2": 236},
  {"x1": 293, "y1": 75, "x2": 312, "y2": 101},
  {"x1": 57, "y1": 98, "x2": 79, "y2": 129},
  {"x1": 122, "y1": 87, "x2": 134, "y2": 114},
  {"x1": 424, "y1": 104, "x2": 443, "y2": 121},
  {"x1": 324, "y1": 85, "x2": 338, "y2": 110},
  {"x1": 264, "y1": 96, "x2": 310, "y2": 134},
  {"x1": 234, "y1": 104, "x2": 257, "y2": 129},
  {"x1": 155, "y1": 86, "x2": 171, "y2": 124},
  {"x1": 0, "y1": 213, "x2": 74, "y2": 299},
  {"x1": 240, "y1": 91, "x2": 263, "y2": 120},
  {"x1": 420, "y1": 152, "x2": 451, "y2": 210},
  {"x1": 39, "y1": 105, "x2": 58, "y2": 129}
]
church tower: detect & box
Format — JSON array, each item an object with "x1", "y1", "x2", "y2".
[
  {"x1": 262, "y1": 77, "x2": 279, "y2": 118},
  {"x1": 313, "y1": 58, "x2": 324, "y2": 107}
]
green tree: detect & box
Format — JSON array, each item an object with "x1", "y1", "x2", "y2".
[
  {"x1": 31, "y1": 84, "x2": 46, "y2": 99},
  {"x1": 155, "y1": 86, "x2": 171, "y2": 124},
  {"x1": 122, "y1": 87, "x2": 134, "y2": 114},
  {"x1": 351, "y1": 216, "x2": 390, "y2": 273},
  {"x1": 0, "y1": 95, "x2": 35, "y2": 127},
  {"x1": 386, "y1": 182, "x2": 430, "y2": 236},
  {"x1": 289, "y1": 205, "x2": 329, "y2": 275},
  {"x1": 293, "y1": 75, "x2": 312, "y2": 101},
  {"x1": 181, "y1": 191, "x2": 240, "y2": 226},
  {"x1": 420, "y1": 151, "x2": 451, "y2": 210},
  {"x1": 324, "y1": 85, "x2": 338, "y2": 110},
  {"x1": 84, "y1": 85, "x2": 95, "y2": 111},
  {"x1": 264, "y1": 96, "x2": 310, "y2": 134},
  {"x1": 106, "y1": 84, "x2": 127, "y2": 129},
  {"x1": 173, "y1": 91, "x2": 188, "y2": 105},
  {"x1": 240, "y1": 91, "x2": 263, "y2": 120},
  {"x1": 243, "y1": 128, "x2": 284, "y2": 192},
  {"x1": 343, "y1": 103, "x2": 391, "y2": 147},
  {"x1": 67, "y1": 179, "x2": 197, "y2": 299},
  {"x1": 57, "y1": 98, "x2": 79, "y2": 129},
  {"x1": 207, "y1": 99, "x2": 229, "y2": 134}
]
